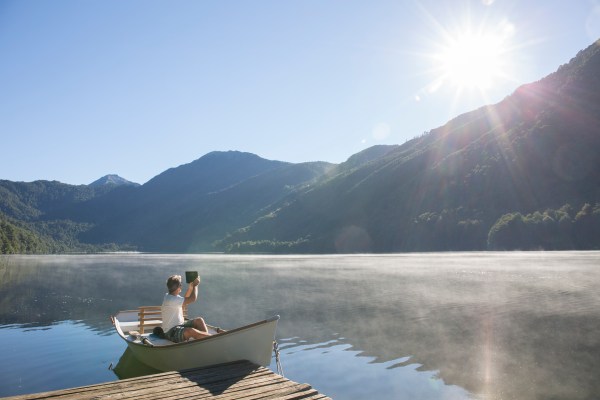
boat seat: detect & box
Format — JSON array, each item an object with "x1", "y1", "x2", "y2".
[{"x1": 138, "y1": 305, "x2": 188, "y2": 334}]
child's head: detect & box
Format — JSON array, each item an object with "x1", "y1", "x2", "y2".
[{"x1": 166, "y1": 275, "x2": 182, "y2": 294}]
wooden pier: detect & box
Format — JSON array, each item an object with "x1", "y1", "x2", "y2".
[{"x1": 4, "y1": 360, "x2": 331, "y2": 400}]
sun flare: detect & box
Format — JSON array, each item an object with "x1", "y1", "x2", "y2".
[
  {"x1": 438, "y1": 33, "x2": 507, "y2": 90},
  {"x1": 421, "y1": 14, "x2": 518, "y2": 100}
]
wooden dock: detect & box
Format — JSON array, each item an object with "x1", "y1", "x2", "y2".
[{"x1": 4, "y1": 360, "x2": 331, "y2": 400}]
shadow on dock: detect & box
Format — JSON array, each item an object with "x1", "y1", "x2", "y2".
[{"x1": 6, "y1": 360, "x2": 331, "y2": 399}]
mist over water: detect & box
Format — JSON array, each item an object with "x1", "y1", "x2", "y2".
[{"x1": 0, "y1": 252, "x2": 599, "y2": 399}]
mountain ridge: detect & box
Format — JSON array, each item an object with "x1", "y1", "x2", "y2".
[
  {"x1": 1, "y1": 40, "x2": 599, "y2": 253},
  {"x1": 217, "y1": 40, "x2": 600, "y2": 253},
  {"x1": 76, "y1": 151, "x2": 334, "y2": 252}
]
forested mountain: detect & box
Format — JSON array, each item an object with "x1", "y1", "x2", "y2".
[
  {"x1": 1, "y1": 41, "x2": 599, "y2": 254},
  {"x1": 77, "y1": 151, "x2": 334, "y2": 252},
  {"x1": 0, "y1": 179, "x2": 117, "y2": 221},
  {"x1": 0, "y1": 151, "x2": 334, "y2": 253},
  {"x1": 0, "y1": 180, "x2": 133, "y2": 253},
  {"x1": 218, "y1": 40, "x2": 600, "y2": 252},
  {"x1": 0, "y1": 214, "x2": 50, "y2": 253}
]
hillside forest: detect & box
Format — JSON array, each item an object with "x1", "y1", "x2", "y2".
[{"x1": 1, "y1": 41, "x2": 599, "y2": 254}]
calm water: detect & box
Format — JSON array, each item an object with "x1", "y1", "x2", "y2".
[{"x1": 0, "y1": 252, "x2": 599, "y2": 399}]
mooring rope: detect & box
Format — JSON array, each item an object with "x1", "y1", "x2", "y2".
[{"x1": 273, "y1": 340, "x2": 284, "y2": 377}]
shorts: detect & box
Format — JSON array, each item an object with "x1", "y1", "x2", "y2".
[{"x1": 165, "y1": 320, "x2": 194, "y2": 343}]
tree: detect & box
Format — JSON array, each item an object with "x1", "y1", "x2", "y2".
[
  {"x1": 488, "y1": 213, "x2": 527, "y2": 250},
  {"x1": 574, "y1": 203, "x2": 600, "y2": 249}
]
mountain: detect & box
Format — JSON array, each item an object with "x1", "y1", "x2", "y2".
[
  {"x1": 89, "y1": 175, "x2": 139, "y2": 187},
  {"x1": 1, "y1": 41, "x2": 599, "y2": 254},
  {"x1": 0, "y1": 179, "x2": 117, "y2": 221},
  {"x1": 0, "y1": 180, "x2": 131, "y2": 253},
  {"x1": 0, "y1": 151, "x2": 335, "y2": 253},
  {"x1": 217, "y1": 40, "x2": 600, "y2": 253},
  {"x1": 78, "y1": 151, "x2": 334, "y2": 252}
]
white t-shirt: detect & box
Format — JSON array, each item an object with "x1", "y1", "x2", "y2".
[{"x1": 162, "y1": 293, "x2": 185, "y2": 331}]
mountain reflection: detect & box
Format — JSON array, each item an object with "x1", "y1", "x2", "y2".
[{"x1": 1, "y1": 253, "x2": 599, "y2": 400}]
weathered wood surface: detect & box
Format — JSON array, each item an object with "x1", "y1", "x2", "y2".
[{"x1": 3, "y1": 360, "x2": 331, "y2": 400}]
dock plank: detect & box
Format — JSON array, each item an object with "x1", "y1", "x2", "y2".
[{"x1": 2, "y1": 361, "x2": 331, "y2": 400}]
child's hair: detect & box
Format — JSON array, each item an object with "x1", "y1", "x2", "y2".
[{"x1": 166, "y1": 275, "x2": 182, "y2": 293}]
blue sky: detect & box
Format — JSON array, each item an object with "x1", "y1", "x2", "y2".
[{"x1": 1, "y1": 0, "x2": 599, "y2": 185}]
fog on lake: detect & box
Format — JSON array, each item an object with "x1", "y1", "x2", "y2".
[{"x1": 0, "y1": 252, "x2": 599, "y2": 399}]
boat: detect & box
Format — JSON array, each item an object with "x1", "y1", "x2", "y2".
[{"x1": 111, "y1": 306, "x2": 279, "y2": 372}]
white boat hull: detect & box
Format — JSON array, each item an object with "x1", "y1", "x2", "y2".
[{"x1": 113, "y1": 312, "x2": 279, "y2": 372}]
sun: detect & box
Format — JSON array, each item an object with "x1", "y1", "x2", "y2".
[
  {"x1": 437, "y1": 32, "x2": 508, "y2": 91},
  {"x1": 420, "y1": 15, "x2": 517, "y2": 98}
]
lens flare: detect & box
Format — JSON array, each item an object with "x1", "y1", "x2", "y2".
[{"x1": 438, "y1": 33, "x2": 507, "y2": 90}]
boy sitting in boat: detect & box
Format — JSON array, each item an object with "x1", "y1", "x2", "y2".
[{"x1": 161, "y1": 274, "x2": 212, "y2": 342}]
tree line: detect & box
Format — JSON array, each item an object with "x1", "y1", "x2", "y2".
[
  {"x1": 0, "y1": 212, "x2": 127, "y2": 254},
  {"x1": 488, "y1": 203, "x2": 600, "y2": 250}
]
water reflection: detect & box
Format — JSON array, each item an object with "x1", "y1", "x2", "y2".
[
  {"x1": 277, "y1": 333, "x2": 470, "y2": 399},
  {"x1": 0, "y1": 319, "x2": 121, "y2": 397},
  {"x1": 112, "y1": 348, "x2": 161, "y2": 379},
  {"x1": 1, "y1": 252, "x2": 599, "y2": 399}
]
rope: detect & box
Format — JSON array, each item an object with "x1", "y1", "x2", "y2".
[{"x1": 273, "y1": 341, "x2": 284, "y2": 377}]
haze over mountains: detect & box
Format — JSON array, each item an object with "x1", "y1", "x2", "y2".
[{"x1": 1, "y1": 40, "x2": 599, "y2": 254}]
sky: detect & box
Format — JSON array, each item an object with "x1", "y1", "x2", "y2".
[{"x1": 1, "y1": 0, "x2": 599, "y2": 185}]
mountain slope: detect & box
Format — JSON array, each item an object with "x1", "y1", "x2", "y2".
[
  {"x1": 0, "y1": 213, "x2": 50, "y2": 253},
  {"x1": 79, "y1": 151, "x2": 333, "y2": 251},
  {"x1": 219, "y1": 40, "x2": 600, "y2": 252},
  {"x1": 0, "y1": 180, "x2": 119, "y2": 221},
  {"x1": 2, "y1": 42, "x2": 599, "y2": 254}
]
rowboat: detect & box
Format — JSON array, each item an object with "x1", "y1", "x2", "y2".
[{"x1": 111, "y1": 306, "x2": 279, "y2": 372}]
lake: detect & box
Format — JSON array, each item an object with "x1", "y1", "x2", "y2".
[{"x1": 0, "y1": 252, "x2": 599, "y2": 399}]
